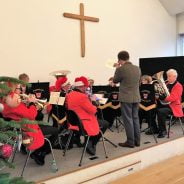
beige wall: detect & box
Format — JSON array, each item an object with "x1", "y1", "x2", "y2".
[{"x1": 0, "y1": 0, "x2": 176, "y2": 85}]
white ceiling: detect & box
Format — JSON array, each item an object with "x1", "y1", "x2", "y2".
[{"x1": 159, "y1": 0, "x2": 184, "y2": 15}]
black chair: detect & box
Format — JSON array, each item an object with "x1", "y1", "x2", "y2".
[
  {"x1": 167, "y1": 115, "x2": 184, "y2": 138},
  {"x1": 63, "y1": 110, "x2": 108, "y2": 167}
]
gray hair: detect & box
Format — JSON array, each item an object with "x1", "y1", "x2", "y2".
[{"x1": 166, "y1": 69, "x2": 178, "y2": 77}]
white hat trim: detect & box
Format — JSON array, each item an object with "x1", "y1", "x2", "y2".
[{"x1": 74, "y1": 81, "x2": 84, "y2": 86}]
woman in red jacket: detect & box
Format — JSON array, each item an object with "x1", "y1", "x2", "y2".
[
  {"x1": 66, "y1": 76, "x2": 109, "y2": 155},
  {"x1": 157, "y1": 69, "x2": 183, "y2": 138},
  {"x1": 2, "y1": 90, "x2": 58, "y2": 165}
]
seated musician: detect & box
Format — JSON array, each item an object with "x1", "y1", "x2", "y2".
[
  {"x1": 139, "y1": 75, "x2": 158, "y2": 134},
  {"x1": 49, "y1": 75, "x2": 71, "y2": 127},
  {"x1": 2, "y1": 82, "x2": 58, "y2": 166},
  {"x1": 66, "y1": 76, "x2": 109, "y2": 155},
  {"x1": 101, "y1": 91, "x2": 121, "y2": 128},
  {"x1": 108, "y1": 77, "x2": 117, "y2": 87},
  {"x1": 50, "y1": 74, "x2": 83, "y2": 148},
  {"x1": 156, "y1": 69, "x2": 183, "y2": 138},
  {"x1": 18, "y1": 73, "x2": 30, "y2": 94}
]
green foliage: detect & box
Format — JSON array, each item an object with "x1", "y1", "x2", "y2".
[
  {"x1": 0, "y1": 76, "x2": 40, "y2": 182},
  {"x1": 0, "y1": 173, "x2": 35, "y2": 184}
]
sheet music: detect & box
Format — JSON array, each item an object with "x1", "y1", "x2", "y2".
[
  {"x1": 49, "y1": 92, "x2": 60, "y2": 104},
  {"x1": 49, "y1": 92, "x2": 65, "y2": 105},
  {"x1": 58, "y1": 97, "x2": 65, "y2": 106},
  {"x1": 99, "y1": 98, "x2": 108, "y2": 105}
]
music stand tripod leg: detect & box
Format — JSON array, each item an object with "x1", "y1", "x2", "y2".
[{"x1": 104, "y1": 137, "x2": 118, "y2": 148}]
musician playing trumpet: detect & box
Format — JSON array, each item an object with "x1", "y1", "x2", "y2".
[{"x1": 156, "y1": 69, "x2": 183, "y2": 138}]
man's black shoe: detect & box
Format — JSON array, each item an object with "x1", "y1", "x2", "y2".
[
  {"x1": 86, "y1": 147, "x2": 96, "y2": 155},
  {"x1": 157, "y1": 131, "x2": 167, "y2": 138},
  {"x1": 118, "y1": 142, "x2": 134, "y2": 148},
  {"x1": 135, "y1": 143, "x2": 140, "y2": 147},
  {"x1": 30, "y1": 152, "x2": 45, "y2": 166},
  {"x1": 145, "y1": 129, "x2": 159, "y2": 135}
]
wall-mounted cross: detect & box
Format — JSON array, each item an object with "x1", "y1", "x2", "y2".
[{"x1": 63, "y1": 3, "x2": 99, "y2": 57}]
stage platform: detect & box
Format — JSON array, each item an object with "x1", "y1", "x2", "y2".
[{"x1": 2, "y1": 120, "x2": 184, "y2": 184}]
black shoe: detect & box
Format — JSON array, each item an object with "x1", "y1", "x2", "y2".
[
  {"x1": 145, "y1": 129, "x2": 159, "y2": 135},
  {"x1": 75, "y1": 142, "x2": 84, "y2": 148},
  {"x1": 157, "y1": 131, "x2": 167, "y2": 138},
  {"x1": 86, "y1": 141, "x2": 96, "y2": 155},
  {"x1": 86, "y1": 146, "x2": 96, "y2": 155},
  {"x1": 118, "y1": 142, "x2": 134, "y2": 148},
  {"x1": 135, "y1": 143, "x2": 140, "y2": 147},
  {"x1": 30, "y1": 152, "x2": 45, "y2": 166}
]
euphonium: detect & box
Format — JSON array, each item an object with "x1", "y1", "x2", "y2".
[{"x1": 152, "y1": 71, "x2": 170, "y2": 105}]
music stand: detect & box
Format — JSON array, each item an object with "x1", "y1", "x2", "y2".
[{"x1": 29, "y1": 82, "x2": 50, "y2": 100}]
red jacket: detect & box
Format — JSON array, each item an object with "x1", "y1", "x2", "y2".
[
  {"x1": 66, "y1": 90, "x2": 100, "y2": 136},
  {"x1": 165, "y1": 82, "x2": 183, "y2": 117},
  {"x1": 2, "y1": 102, "x2": 44, "y2": 150}
]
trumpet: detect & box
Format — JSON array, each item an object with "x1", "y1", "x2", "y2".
[{"x1": 20, "y1": 94, "x2": 47, "y2": 109}]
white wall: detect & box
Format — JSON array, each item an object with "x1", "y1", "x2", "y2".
[
  {"x1": 0, "y1": 0, "x2": 176, "y2": 85},
  {"x1": 177, "y1": 12, "x2": 184, "y2": 34}
]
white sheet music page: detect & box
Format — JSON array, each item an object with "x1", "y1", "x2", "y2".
[
  {"x1": 58, "y1": 97, "x2": 65, "y2": 106},
  {"x1": 49, "y1": 92, "x2": 60, "y2": 104}
]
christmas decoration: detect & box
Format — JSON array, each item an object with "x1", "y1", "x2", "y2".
[{"x1": 0, "y1": 144, "x2": 13, "y2": 159}]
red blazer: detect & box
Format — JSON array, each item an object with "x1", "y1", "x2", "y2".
[
  {"x1": 66, "y1": 90, "x2": 100, "y2": 136},
  {"x1": 2, "y1": 103, "x2": 44, "y2": 150},
  {"x1": 165, "y1": 82, "x2": 183, "y2": 117}
]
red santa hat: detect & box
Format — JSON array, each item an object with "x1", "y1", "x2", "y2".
[
  {"x1": 55, "y1": 77, "x2": 68, "y2": 91},
  {"x1": 74, "y1": 76, "x2": 89, "y2": 87}
]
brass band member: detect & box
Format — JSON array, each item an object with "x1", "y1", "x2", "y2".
[
  {"x1": 157, "y1": 69, "x2": 183, "y2": 138},
  {"x1": 66, "y1": 76, "x2": 109, "y2": 155},
  {"x1": 139, "y1": 75, "x2": 158, "y2": 134}
]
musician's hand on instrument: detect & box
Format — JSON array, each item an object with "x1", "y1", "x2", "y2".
[
  {"x1": 159, "y1": 94, "x2": 167, "y2": 100},
  {"x1": 27, "y1": 94, "x2": 37, "y2": 103},
  {"x1": 113, "y1": 63, "x2": 120, "y2": 68}
]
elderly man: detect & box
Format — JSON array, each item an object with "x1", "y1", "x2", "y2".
[
  {"x1": 157, "y1": 69, "x2": 183, "y2": 138},
  {"x1": 66, "y1": 76, "x2": 109, "y2": 155}
]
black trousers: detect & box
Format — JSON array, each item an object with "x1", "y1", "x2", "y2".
[
  {"x1": 139, "y1": 108, "x2": 158, "y2": 131},
  {"x1": 89, "y1": 119, "x2": 109, "y2": 146},
  {"x1": 157, "y1": 107, "x2": 172, "y2": 132},
  {"x1": 34, "y1": 125, "x2": 59, "y2": 154}
]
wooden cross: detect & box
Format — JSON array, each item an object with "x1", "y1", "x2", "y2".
[{"x1": 63, "y1": 3, "x2": 99, "y2": 57}]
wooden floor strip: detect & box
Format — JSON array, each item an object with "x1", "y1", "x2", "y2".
[{"x1": 111, "y1": 154, "x2": 184, "y2": 184}]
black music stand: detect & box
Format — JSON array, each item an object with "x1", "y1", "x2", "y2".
[{"x1": 29, "y1": 82, "x2": 50, "y2": 100}]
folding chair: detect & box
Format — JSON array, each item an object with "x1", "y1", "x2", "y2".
[
  {"x1": 21, "y1": 137, "x2": 58, "y2": 177},
  {"x1": 63, "y1": 110, "x2": 108, "y2": 167},
  {"x1": 167, "y1": 115, "x2": 184, "y2": 138}
]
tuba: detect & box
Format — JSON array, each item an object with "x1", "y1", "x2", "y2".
[{"x1": 152, "y1": 71, "x2": 170, "y2": 105}]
